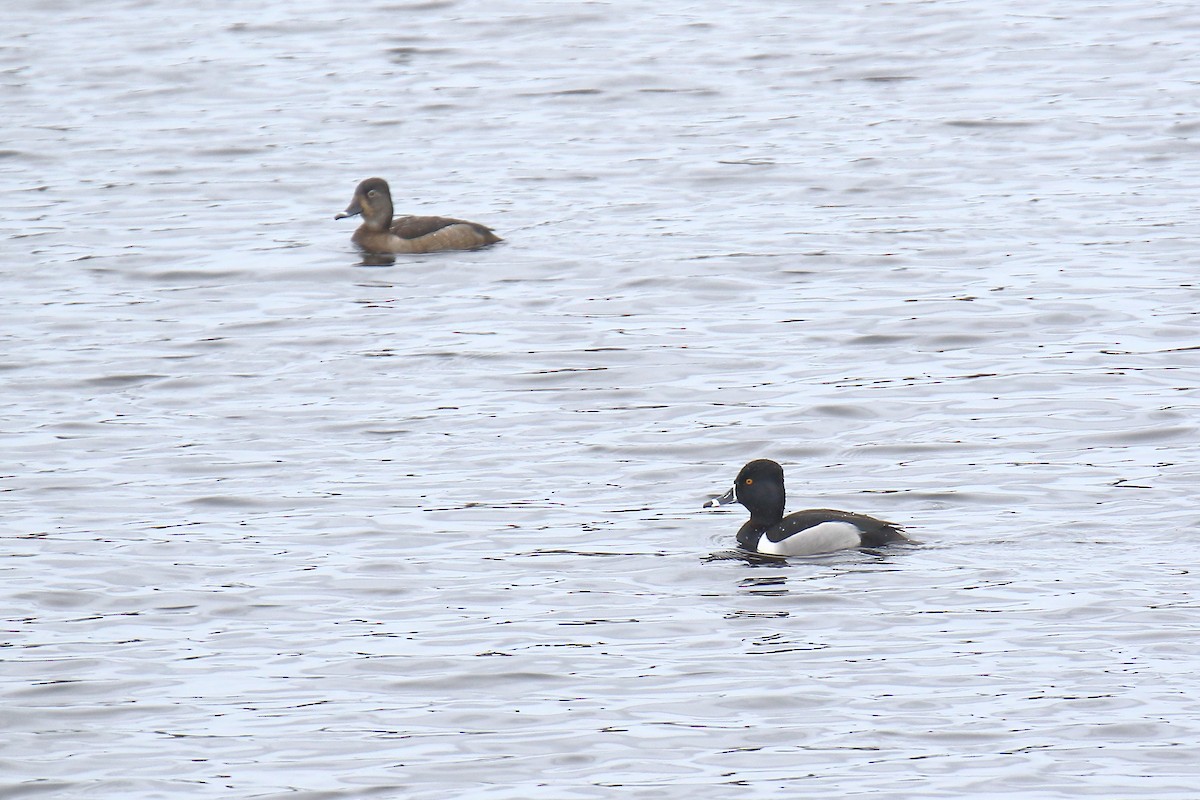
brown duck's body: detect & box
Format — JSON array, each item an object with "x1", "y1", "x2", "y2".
[
  {"x1": 337, "y1": 177, "x2": 502, "y2": 254},
  {"x1": 352, "y1": 214, "x2": 501, "y2": 254}
]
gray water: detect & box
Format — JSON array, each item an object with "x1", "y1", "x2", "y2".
[{"x1": 3, "y1": 1, "x2": 1199, "y2": 797}]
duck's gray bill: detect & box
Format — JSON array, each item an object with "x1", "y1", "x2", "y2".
[
  {"x1": 335, "y1": 201, "x2": 362, "y2": 220},
  {"x1": 703, "y1": 485, "x2": 737, "y2": 509}
]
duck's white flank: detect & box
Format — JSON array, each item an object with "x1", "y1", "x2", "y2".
[{"x1": 755, "y1": 521, "x2": 862, "y2": 556}]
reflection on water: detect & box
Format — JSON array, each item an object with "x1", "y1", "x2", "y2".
[
  {"x1": 358, "y1": 253, "x2": 399, "y2": 268},
  {"x1": 739, "y1": 574, "x2": 791, "y2": 596}
]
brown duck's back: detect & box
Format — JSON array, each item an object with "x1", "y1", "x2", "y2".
[
  {"x1": 352, "y1": 215, "x2": 502, "y2": 254},
  {"x1": 392, "y1": 215, "x2": 500, "y2": 243}
]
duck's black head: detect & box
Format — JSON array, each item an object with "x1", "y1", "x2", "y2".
[
  {"x1": 731, "y1": 459, "x2": 787, "y2": 524},
  {"x1": 704, "y1": 459, "x2": 787, "y2": 525}
]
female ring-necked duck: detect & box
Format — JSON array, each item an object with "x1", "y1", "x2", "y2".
[
  {"x1": 704, "y1": 459, "x2": 907, "y2": 556},
  {"x1": 335, "y1": 177, "x2": 502, "y2": 254}
]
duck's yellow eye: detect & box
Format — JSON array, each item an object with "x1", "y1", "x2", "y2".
[
  {"x1": 367, "y1": 189, "x2": 378, "y2": 198},
  {"x1": 744, "y1": 478, "x2": 753, "y2": 486}
]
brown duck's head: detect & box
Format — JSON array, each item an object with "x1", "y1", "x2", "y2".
[{"x1": 335, "y1": 177, "x2": 393, "y2": 229}]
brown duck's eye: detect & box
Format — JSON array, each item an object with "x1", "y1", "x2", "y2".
[
  {"x1": 367, "y1": 189, "x2": 378, "y2": 198},
  {"x1": 743, "y1": 478, "x2": 753, "y2": 486}
]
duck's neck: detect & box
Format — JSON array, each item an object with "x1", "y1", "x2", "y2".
[
  {"x1": 749, "y1": 490, "x2": 785, "y2": 529},
  {"x1": 363, "y1": 198, "x2": 394, "y2": 232}
]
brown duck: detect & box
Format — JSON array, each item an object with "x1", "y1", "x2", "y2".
[{"x1": 335, "y1": 177, "x2": 501, "y2": 254}]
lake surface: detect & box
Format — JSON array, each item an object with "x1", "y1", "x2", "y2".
[{"x1": 3, "y1": 1, "x2": 1199, "y2": 797}]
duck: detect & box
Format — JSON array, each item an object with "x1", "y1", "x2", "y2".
[
  {"x1": 703, "y1": 459, "x2": 907, "y2": 556},
  {"x1": 335, "y1": 177, "x2": 502, "y2": 254}
]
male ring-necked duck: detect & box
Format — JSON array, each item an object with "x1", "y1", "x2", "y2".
[
  {"x1": 704, "y1": 459, "x2": 907, "y2": 556},
  {"x1": 335, "y1": 177, "x2": 502, "y2": 254}
]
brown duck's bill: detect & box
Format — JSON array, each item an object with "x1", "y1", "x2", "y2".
[
  {"x1": 703, "y1": 485, "x2": 737, "y2": 509},
  {"x1": 335, "y1": 201, "x2": 362, "y2": 220}
]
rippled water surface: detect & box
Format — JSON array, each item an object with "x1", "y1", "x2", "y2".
[{"x1": 4, "y1": 1, "x2": 1200, "y2": 797}]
